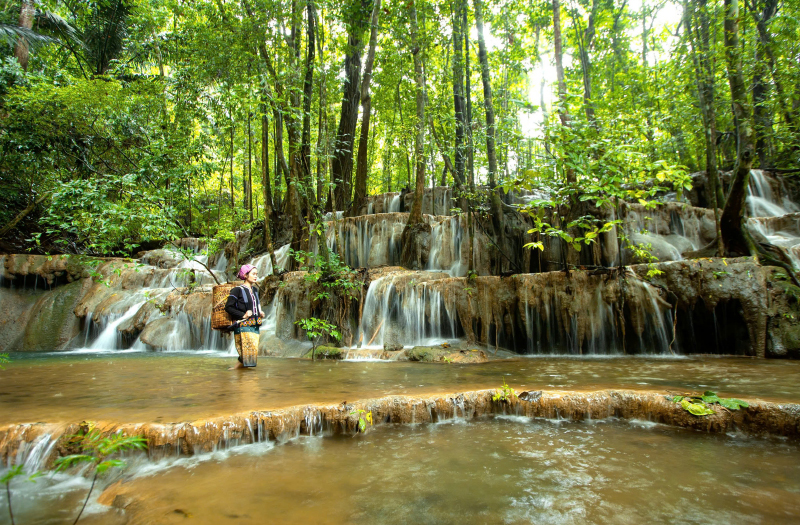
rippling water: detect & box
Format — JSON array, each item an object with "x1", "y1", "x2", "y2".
[{"x1": 5, "y1": 417, "x2": 800, "y2": 524}]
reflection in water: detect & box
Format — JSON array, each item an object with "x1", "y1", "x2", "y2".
[
  {"x1": 6, "y1": 417, "x2": 800, "y2": 524},
  {"x1": 1, "y1": 353, "x2": 800, "y2": 426}
]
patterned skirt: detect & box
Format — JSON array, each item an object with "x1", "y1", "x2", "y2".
[{"x1": 233, "y1": 325, "x2": 259, "y2": 367}]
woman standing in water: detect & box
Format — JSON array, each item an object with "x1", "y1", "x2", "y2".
[{"x1": 225, "y1": 264, "x2": 264, "y2": 369}]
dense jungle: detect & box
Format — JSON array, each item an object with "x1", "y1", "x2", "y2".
[{"x1": 2, "y1": 0, "x2": 800, "y2": 523}]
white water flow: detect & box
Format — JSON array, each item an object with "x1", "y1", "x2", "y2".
[
  {"x1": 250, "y1": 244, "x2": 291, "y2": 276},
  {"x1": 388, "y1": 194, "x2": 400, "y2": 213},
  {"x1": 357, "y1": 275, "x2": 460, "y2": 349},
  {"x1": 427, "y1": 217, "x2": 467, "y2": 276},
  {"x1": 746, "y1": 169, "x2": 800, "y2": 269},
  {"x1": 88, "y1": 301, "x2": 146, "y2": 350}
]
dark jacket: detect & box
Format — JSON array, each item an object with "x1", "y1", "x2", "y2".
[{"x1": 225, "y1": 285, "x2": 261, "y2": 321}]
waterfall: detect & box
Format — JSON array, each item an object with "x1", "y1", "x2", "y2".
[
  {"x1": 357, "y1": 275, "x2": 459, "y2": 349},
  {"x1": 250, "y1": 244, "x2": 291, "y2": 277},
  {"x1": 88, "y1": 301, "x2": 146, "y2": 350},
  {"x1": 389, "y1": 195, "x2": 400, "y2": 213},
  {"x1": 746, "y1": 169, "x2": 800, "y2": 269},
  {"x1": 427, "y1": 217, "x2": 467, "y2": 276}
]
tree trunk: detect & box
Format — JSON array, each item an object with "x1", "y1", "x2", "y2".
[
  {"x1": 570, "y1": 0, "x2": 599, "y2": 130},
  {"x1": 685, "y1": 0, "x2": 723, "y2": 255},
  {"x1": 553, "y1": 0, "x2": 570, "y2": 128},
  {"x1": 0, "y1": 192, "x2": 50, "y2": 239},
  {"x1": 474, "y1": 0, "x2": 505, "y2": 271},
  {"x1": 451, "y1": 0, "x2": 467, "y2": 188},
  {"x1": 400, "y1": 0, "x2": 431, "y2": 268},
  {"x1": 301, "y1": 0, "x2": 316, "y2": 208},
  {"x1": 14, "y1": 0, "x2": 35, "y2": 71},
  {"x1": 351, "y1": 0, "x2": 382, "y2": 217},
  {"x1": 330, "y1": 0, "x2": 370, "y2": 212},
  {"x1": 248, "y1": 112, "x2": 253, "y2": 221},
  {"x1": 463, "y1": 0, "x2": 475, "y2": 188},
  {"x1": 262, "y1": 107, "x2": 277, "y2": 274},
  {"x1": 473, "y1": 0, "x2": 497, "y2": 185},
  {"x1": 719, "y1": 0, "x2": 755, "y2": 256}
]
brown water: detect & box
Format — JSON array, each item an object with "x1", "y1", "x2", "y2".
[
  {"x1": 5, "y1": 416, "x2": 800, "y2": 524},
  {"x1": 3, "y1": 352, "x2": 800, "y2": 426}
]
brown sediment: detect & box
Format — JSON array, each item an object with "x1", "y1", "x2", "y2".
[{"x1": 2, "y1": 389, "x2": 799, "y2": 471}]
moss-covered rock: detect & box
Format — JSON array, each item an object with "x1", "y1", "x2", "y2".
[
  {"x1": 312, "y1": 345, "x2": 343, "y2": 360},
  {"x1": 21, "y1": 279, "x2": 90, "y2": 351},
  {"x1": 404, "y1": 345, "x2": 488, "y2": 364}
]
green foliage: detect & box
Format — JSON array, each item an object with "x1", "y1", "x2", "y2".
[
  {"x1": 671, "y1": 391, "x2": 750, "y2": 416},
  {"x1": 0, "y1": 353, "x2": 9, "y2": 370},
  {"x1": 290, "y1": 249, "x2": 363, "y2": 300},
  {"x1": 492, "y1": 378, "x2": 517, "y2": 403},
  {"x1": 2, "y1": 464, "x2": 42, "y2": 525},
  {"x1": 53, "y1": 425, "x2": 146, "y2": 524},
  {"x1": 295, "y1": 317, "x2": 342, "y2": 361},
  {"x1": 350, "y1": 409, "x2": 374, "y2": 434}
]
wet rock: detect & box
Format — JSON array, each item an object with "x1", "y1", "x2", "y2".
[
  {"x1": 4, "y1": 390, "x2": 800, "y2": 470},
  {"x1": 312, "y1": 346, "x2": 343, "y2": 360},
  {"x1": 383, "y1": 343, "x2": 404, "y2": 352},
  {"x1": 519, "y1": 391, "x2": 542, "y2": 403},
  {"x1": 632, "y1": 258, "x2": 767, "y2": 356},
  {"x1": 21, "y1": 279, "x2": 91, "y2": 351},
  {"x1": 764, "y1": 267, "x2": 800, "y2": 358},
  {"x1": 404, "y1": 345, "x2": 488, "y2": 364}
]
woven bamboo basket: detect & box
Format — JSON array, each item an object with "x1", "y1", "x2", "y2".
[{"x1": 211, "y1": 281, "x2": 242, "y2": 330}]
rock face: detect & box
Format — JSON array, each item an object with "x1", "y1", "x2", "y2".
[
  {"x1": 3, "y1": 169, "x2": 800, "y2": 358},
  {"x1": 0, "y1": 250, "x2": 791, "y2": 358}
]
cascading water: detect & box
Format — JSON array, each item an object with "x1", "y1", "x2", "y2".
[
  {"x1": 746, "y1": 169, "x2": 800, "y2": 268},
  {"x1": 357, "y1": 274, "x2": 461, "y2": 349}
]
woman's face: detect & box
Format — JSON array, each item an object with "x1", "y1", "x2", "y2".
[{"x1": 246, "y1": 269, "x2": 258, "y2": 284}]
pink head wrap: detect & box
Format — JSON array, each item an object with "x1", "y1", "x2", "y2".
[{"x1": 238, "y1": 264, "x2": 256, "y2": 280}]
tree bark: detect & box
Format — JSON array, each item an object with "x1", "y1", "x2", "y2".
[
  {"x1": 474, "y1": 0, "x2": 505, "y2": 270},
  {"x1": 553, "y1": 0, "x2": 570, "y2": 128},
  {"x1": 351, "y1": 0, "x2": 382, "y2": 217},
  {"x1": 719, "y1": 0, "x2": 755, "y2": 256},
  {"x1": 331, "y1": 0, "x2": 371, "y2": 212},
  {"x1": 14, "y1": 0, "x2": 35, "y2": 71},
  {"x1": 451, "y1": 0, "x2": 467, "y2": 188},
  {"x1": 0, "y1": 192, "x2": 50, "y2": 239}
]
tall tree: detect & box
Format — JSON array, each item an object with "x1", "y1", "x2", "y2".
[
  {"x1": 718, "y1": 0, "x2": 754, "y2": 256},
  {"x1": 474, "y1": 0, "x2": 505, "y2": 267},
  {"x1": 330, "y1": 0, "x2": 372, "y2": 212},
  {"x1": 400, "y1": 0, "x2": 430, "y2": 267},
  {"x1": 451, "y1": 0, "x2": 467, "y2": 187},
  {"x1": 685, "y1": 0, "x2": 723, "y2": 255},
  {"x1": 351, "y1": 0, "x2": 382, "y2": 216}
]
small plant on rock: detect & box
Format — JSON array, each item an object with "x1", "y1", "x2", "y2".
[
  {"x1": 55, "y1": 425, "x2": 147, "y2": 524},
  {"x1": 492, "y1": 378, "x2": 518, "y2": 403},
  {"x1": 670, "y1": 391, "x2": 749, "y2": 416},
  {"x1": 350, "y1": 409, "x2": 373, "y2": 434},
  {"x1": 295, "y1": 317, "x2": 342, "y2": 361}
]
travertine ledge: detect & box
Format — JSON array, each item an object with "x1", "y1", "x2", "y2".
[{"x1": 3, "y1": 389, "x2": 799, "y2": 469}]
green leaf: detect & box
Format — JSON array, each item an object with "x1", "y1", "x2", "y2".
[
  {"x1": 718, "y1": 398, "x2": 749, "y2": 410},
  {"x1": 96, "y1": 459, "x2": 125, "y2": 475},
  {"x1": 681, "y1": 398, "x2": 715, "y2": 416}
]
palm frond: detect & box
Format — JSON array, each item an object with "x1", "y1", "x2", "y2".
[
  {"x1": 35, "y1": 10, "x2": 85, "y2": 49},
  {"x1": 0, "y1": 23, "x2": 58, "y2": 49}
]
